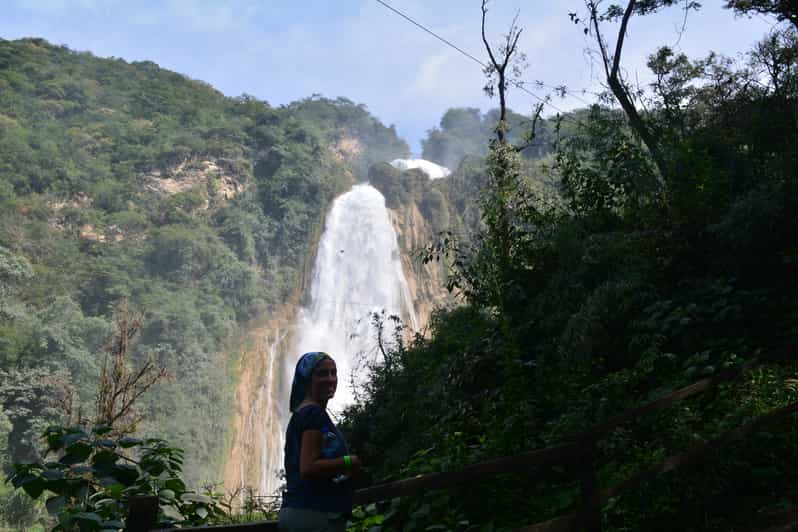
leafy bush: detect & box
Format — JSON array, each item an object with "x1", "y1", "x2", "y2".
[{"x1": 6, "y1": 425, "x2": 228, "y2": 531}]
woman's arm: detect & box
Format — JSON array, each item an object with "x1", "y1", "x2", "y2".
[{"x1": 299, "y1": 430, "x2": 360, "y2": 480}]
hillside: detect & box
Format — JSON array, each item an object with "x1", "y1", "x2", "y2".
[
  {"x1": 6, "y1": 18, "x2": 796, "y2": 531},
  {"x1": 341, "y1": 24, "x2": 798, "y2": 532},
  {"x1": 0, "y1": 37, "x2": 410, "y2": 495}
]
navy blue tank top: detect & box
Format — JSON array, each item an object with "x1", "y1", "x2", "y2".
[{"x1": 282, "y1": 404, "x2": 353, "y2": 514}]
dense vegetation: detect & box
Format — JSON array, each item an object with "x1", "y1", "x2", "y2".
[
  {"x1": 421, "y1": 106, "x2": 584, "y2": 170},
  {"x1": 3, "y1": 2, "x2": 798, "y2": 530},
  {"x1": 0, "y1": 37, "x2": 409, "y2": 529},
  {"x1": 287, "y1": 96, "x2": 410, "y2": 178},
  {"x1": 343, "y1": 10, "x2": 798, "y2": 532}
]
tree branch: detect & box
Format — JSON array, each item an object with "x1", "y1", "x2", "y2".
[
  {"x1": 587, "y1": 0, "x2": 669, "y2": 183},
  {"x1": 482, "y1": 0, "x2": 500, "y2": 72},
  {"x1": 611, "y1": 0, "x2": 637, "y2": 79}
]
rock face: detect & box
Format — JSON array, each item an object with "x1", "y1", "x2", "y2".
[
  {"x1": 330, "y1": 137, "x2": 363, "y2": 163},
  {"x1": 221, "y1": 305, "x2": 297, "y2": 501},
  {"x1": 387, "y1": 201, "x2": 452, "y2": 332},
  {"x1": 368, "y1": 161, "x2": 456, "y2": 330},
  {"x1": 145, "y1": 158, "x2": 248, "y2": 203}
]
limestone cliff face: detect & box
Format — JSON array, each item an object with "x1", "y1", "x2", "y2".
[
  {"x1": 222, "y1": 306, "x2": 297, "y2": 499},
  {"x1": 369, "y1": 161, "x2": 456, "y2": 330},
  {"x1": 387, "y1": 202, "x2": 452, "y2": 332}
]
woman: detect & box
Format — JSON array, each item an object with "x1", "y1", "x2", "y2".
[{"x1": 279, "y1": 352, "x2": 361, "y2": 531}]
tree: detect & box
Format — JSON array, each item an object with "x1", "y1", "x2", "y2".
[
  {"x1": 749, "y1": 27, "x2": 798, "y2": 96},
  {"x1": 583, "y1": 1, "x2": 698, "y2": 181},
  {"x1": 481, "y1": 0, "x2": 525, "y2": 144},
  {"x1": 725, "y1": 0, "x2": 798, "y2": 31},
  {"x1": 95, "y1": 300, "x2": 168, "y2": 432}
]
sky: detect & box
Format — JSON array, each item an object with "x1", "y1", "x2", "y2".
[{"x1": 1, "y1": 0, "x2": 780, "y2": 155}]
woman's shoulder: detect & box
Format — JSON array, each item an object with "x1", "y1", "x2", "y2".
[
  {"x1": 294, "y1": 403, "x2": 325, "y2": 415},
  {"x1": 291, "y1": 403, "x2": 329, "y2": 426}
]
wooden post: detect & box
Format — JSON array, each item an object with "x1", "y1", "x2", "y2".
[
  {"x1": 126, "y1": 495, "x2": 159, "y2": 532},
  {"x1": 579, "y1": 438, "x2": 601, "y2": 532}
]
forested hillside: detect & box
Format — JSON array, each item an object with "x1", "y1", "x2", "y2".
[
  {"x1": 2, "y1": 3, "x2": 798, "y2": 529},
  {"x1": 342, "y1": 14, "x2": 798, "y2": 532},
  {"x1": 0, "y1": 36, "x2": 410, "y2": 515},
  {"x1": 421, "y1": 106, "x2": 585, "y2": 169}
]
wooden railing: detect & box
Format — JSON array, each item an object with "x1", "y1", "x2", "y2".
[{"x1": 127, "y1": 349, "x2": 797, "y2": 532}]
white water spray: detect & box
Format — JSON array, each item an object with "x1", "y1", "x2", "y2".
[
  {"x1": 291, "y1": 183, "x2": 418, "y2": 413},
  {"x1": 390, "y1": 158, "x2": 451, "y2": 179},
  {"x1": 245, "y1": 328, "x2": 287, "y2": 497},
  {"x1": 254, "y1": 183, "x2": 417, "y2": 494}
]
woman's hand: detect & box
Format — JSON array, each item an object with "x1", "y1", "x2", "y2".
[
  {"x1": 348, "y1": 454, "x2": 362, "y2": 477},
  {"x1": 300, "y1": 431, "x2": 362, "y2": 480}
]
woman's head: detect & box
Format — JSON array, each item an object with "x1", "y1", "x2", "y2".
[{"x1": 289, "y1": 351, "x2": 337, "y2": 412}]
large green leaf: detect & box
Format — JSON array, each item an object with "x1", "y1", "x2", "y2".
[
  {"x1": 165, "y1": 478, "x2": 186, "y2": 493},
  {"x1": 180, "y1": 493, "x2": 211, "y2": 503},
  {"x1": 42, "y1": 468, "x2": 66, "y2": 481},
  {"x1": 118, "y1": 437, "x2": 143, "y2": 448},
  {"x1": 160, "y1": 504, "x2": 183, "y2": 522},
  {"x1": 46, "y1": 494, "x2": 67, "y2": 515},
  {"x1": 108, "y1": 464, "x2": 139, "y2": 486},
  {"x1": 47, "y1": 431, "x2": 65, "y2": 452},
  {"x1": 92, "y1": 425, "x2": 113, "y2": 436},
  {"x1": 60, "y1": 442, "x2": 93, "y2": 465},
  {"x1": 62, "y1": 430, "x2": 89, "y2": 448},
  {"x1": 63, "y1": 478, "x2": 89, "y2": 498},
  {"x1": 97, "y1": 476, "x2": 123, "y2": 487},
  {"x1": 20, "y1": 477, "x2": 46, "y2": 499},
  {"x1": 10, "y1": 472, "x2": 37, "y2": 489},
  {"x1": 70, "y1": 465, "x2": 93, "y2": 475},
  {"x1": 92, "y1": 449, "x2": 119, "y2": 467}
]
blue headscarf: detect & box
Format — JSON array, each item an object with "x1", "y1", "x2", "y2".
[{"x1": 289, "y1": 351, "x2": 333, "y2": 413}]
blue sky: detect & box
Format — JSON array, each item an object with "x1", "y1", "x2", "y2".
[{"x1": 1, "y1": 0, "x2": 778, "y2": 155}]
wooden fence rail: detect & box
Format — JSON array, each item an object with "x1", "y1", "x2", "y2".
[{"x1": 127, "y1": 351, "x2": 796, "y2": 532}]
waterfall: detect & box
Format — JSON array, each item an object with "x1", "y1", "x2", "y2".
[
  {"x1": 253, "y1": 183, "x2": 417, "y2": 496},
  {"x1": 291, "y1": 183, "x2": 418, "y2": 413},
  {"x1": 259, "y1": 328, "x2": 286, "y2": 496},
  {"x1": 237, "y1": 327, "x2": 287, "y2": 499},
  {"x1": 390, "y1": 158, "x2": 451, "y2": 179}
]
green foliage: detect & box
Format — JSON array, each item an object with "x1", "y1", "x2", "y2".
[
  {"x1": 0, "y1": 245, "x2": 33, "y2": 297},
  {"x1": 0, "y1": 36, "x2": 409, "y2": 523},
  {"x1": 344, "y1": 23, "x2": 798, "y2": 532},
  {"x1": 421, "y1": 107, "x2": 582, "y2": 170},
  {"x1": 287, "y1": 95, "x2": 410, "y2": 179},
  {"x1": 5, "y1": 425, "x2": 228, "y2": 531},
  {"x1": 724, "y1": 0, "x2": 798, "y2": 29}
]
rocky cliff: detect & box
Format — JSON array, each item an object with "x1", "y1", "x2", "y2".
[
  {"x1": 387, "y1": 200, "x2": 452, "y2": 332},
  {"x1": 222, "y1": 306, "x2": 296, "y2": 500}
]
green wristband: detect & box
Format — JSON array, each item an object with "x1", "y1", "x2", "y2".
[{"x1": 343, "y1": 455, "x2": 352, "y2": 469}]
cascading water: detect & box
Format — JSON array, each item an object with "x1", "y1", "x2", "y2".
[
  {"x1": 240, "y1": 327, "x2": 288, "y2": 498},
  {"x1": 258, "y1": 328, "x2": 287, "y2": 495},
  {"x1": 390, "y1": 158, "x2": 451, "y2": 179},
  {"x1": 291, "y1": 183, "x2": 418, "y2": 413},
  {"x1": 254, "y1": 183, "x2": 418, "y2": 495}
]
